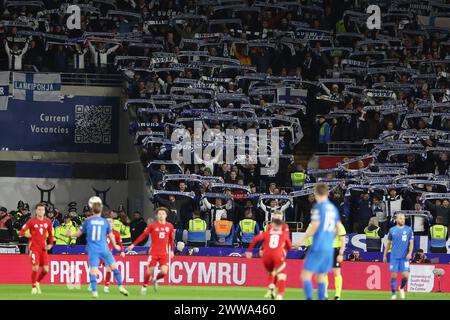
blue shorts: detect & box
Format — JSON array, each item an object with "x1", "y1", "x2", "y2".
[
  {"x1": 389, "y1": 258, "x2": 410, "y2": 273},
  {"x1": 304, "y1": 249, "x2": 333, "y2": 274},
  {"x1": 88, "y1": 249, "x2": 115, "y2": 268}
]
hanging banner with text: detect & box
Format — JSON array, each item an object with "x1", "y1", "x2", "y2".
[
  {"x1": 0, "y1": 255, "x2": 449, "y2": 292},
  {"x1": 0, "y1": 96, "x2": 119, "y2": 153}
]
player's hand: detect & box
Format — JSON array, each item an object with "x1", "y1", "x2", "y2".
[
  {"x1": 114, "y1": 244, "x2": 121, "y2": 251},
  {"x1": 170, "y1": 251, "x2": 174, "y2": 259},
  {"x1": 244, "y1": 252, "x2": 252, "y2": 259},
  {"x1": 383, "y1": 255, "x2": 387, "y2": 263},
  {"x1": 126, "y1": 244, "x2": 135, "y2": 252},
  {"x1": 46, "y1": 244, "x2": 53, "y2": 251},
  {"x1": 337, "y1": 254, "x2": 343, "y2": 263},
  {"x1": 120, "y1": 252, "x2": 126, "y2": 258},
  {"x1": 406, "y1": 253, "x2": 412, "y2": 260}
]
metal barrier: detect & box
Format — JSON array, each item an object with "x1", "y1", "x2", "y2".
[
  {"x1": 325, "y1": 141, "x2": 368, "y2": 155},
  {"x1": 60, "y1": 73, "x2": 123, "y2": 86}
]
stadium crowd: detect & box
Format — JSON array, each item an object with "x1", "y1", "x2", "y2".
[{"x1": 0, "y1": 0, "x2": 449, "y2": 252}]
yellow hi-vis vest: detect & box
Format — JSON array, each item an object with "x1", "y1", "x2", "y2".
[
  {"x1": 291, "y1": 172, "x2": 306, "y2": 186},
  {"x1": 333, "y1": 224, "x2": 347, "y2": 248},
  {"x1": 189, "y1": 218, "x2": 207, "y2": 232},
  {"x1": 121, "y1": 224, "x2": 131, "y2": 239},
  {"x1": 54, "y1": 222, "x2": 78, "y2": 245},
  {"x1": 305, "y1": 224, "x2": 312, "y2": 247},
  {"x1": 430, "y1": 225, "x2": 448, "y2": 248},
  {"x1": 364, "y1": 226, "x2": 381, "y2": 239},
  {"x1": 113, "y1": 219, "x2": 125, "y2": 235},
  {"x1": 239, "y1": 219, "x2": 256, "y2": 234}
]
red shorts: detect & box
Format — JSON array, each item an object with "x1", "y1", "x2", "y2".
[
  {"x1": 30, "y1": 249, "x2": 49, "y2": 267},
  {"x1": 147, "y1": 254, "x2": 169, "y2": 267},
  {"x1": 263, "y1": 255, "x2": 286, "y2": 274}
]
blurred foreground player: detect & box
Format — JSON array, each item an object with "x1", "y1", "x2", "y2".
[
  {"x1": 295, "y1": 183, "x2": 342, "y2": 300},
  {"x1": 19, "y1": 203, "x2": 54, "y2": 294},
  {"x1": 67, "y1": 196, "x2": 129, "y2": 298},
  {"x1": 127, "y1": 207, "x2": 174, "y2": 294},
  {"x1": 96, "y1": 218, "x2": 126, "y2": 293},
  {"x1": 246, "y1": 216, "x2": 291, "y2": 300}
]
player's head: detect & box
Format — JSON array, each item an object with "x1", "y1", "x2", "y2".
[
  {"x1": 88, "y1": 196, "x2": 103, "y2": 215},
  {"x1": 313, "y1": 183, "x2": 329, "y2": 202},
  {"x1": 156, "y1": 207, "x2": 169, "y2": 222},
  {"x1": 395, "y1": 213, "x2": 406, "y2": 226},
  {"x1": 271, "y1": 218, "x2": 283, "y2": 230},
  {"x1": 271, "y1": 210, "x2": 283, "y2": 221},
  {"x1": 35, "y1": 202, "x2": 46, "y2": 219}
]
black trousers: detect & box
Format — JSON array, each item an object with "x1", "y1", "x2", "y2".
[{"x1": 430, "y1": 246, "x2": 447, "y2": 254}]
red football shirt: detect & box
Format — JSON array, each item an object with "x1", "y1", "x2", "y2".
[
  {"x1": 20, "y1": 217, "x2": 54, "y2": 252},
  {"x1": 132, "y1": 221, "x2": 174, "y2": 255},
  {"x1": 106, "y1": 229, "x2": 123, "y2": 252},
  {"x1": 248, "y1": 228, "x2": 291, "y2": 258}
]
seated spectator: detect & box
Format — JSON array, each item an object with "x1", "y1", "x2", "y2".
[
  {"x1": 364, "y1": 217, "x2": 385, "y2": 252},
  {"x1": 355, "y1": 192, "x2": 373, "y2": 234},
  {"x1": 348, "y1": 250, "x2": 364, "y2": 262},
  {"x1": 429, "y1": 216, "x2": 449, "y2": 254},
  {"x1": 186, "y1": 210, "x2": 207, "y2": 247},
  {"x1": 425, "y1": 198, "x2": 450, "y2": 228},
  {"x1": 0, "y1": 207, "x2": 14, "y2": 243},
  {"x1": 236, "y1": 209, "x2": 260, "y2": 247},
  {"x1": 211, "y1": 212, "x2": 235, "y2": 246},
  {"x1": 130, "y1": 211, "x2": 148, "y2": 245},
  {"x1": 372, "y1": 194, "x2": 388, "y2": 235},
  {"x1": 412, "y1": 249, "x2": 431, "y2": 264}
]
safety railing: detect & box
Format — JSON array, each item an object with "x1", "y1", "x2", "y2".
[{"x1": 322, "y1": 141, "x2": 369, "y2": 155}]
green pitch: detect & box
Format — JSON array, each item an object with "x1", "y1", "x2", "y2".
[{"x1": 0, "y1": 284, "x2": 449, "y2": 300}]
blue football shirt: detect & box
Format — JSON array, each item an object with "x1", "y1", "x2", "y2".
[
  {"x1": 80, "y1": 216, "x2": 111, "y2": 252},
  {"x1": 388, "y1": 225, "x2": 413, "y2": 260},
  {"x1": 309, "y1": 200, "x2": 340, "y2": 253}
]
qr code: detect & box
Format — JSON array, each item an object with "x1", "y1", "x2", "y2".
[{"x1": 74, "y1": 105, "x2": 112, "y2": 144}]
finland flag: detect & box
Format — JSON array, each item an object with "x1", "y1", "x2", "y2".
[
  {"x1": 277, "y1": 87, "x2": 308, "y2": 103},
  {"x1": 12, "y1": 72, "x2": 61, "y2": 102}
]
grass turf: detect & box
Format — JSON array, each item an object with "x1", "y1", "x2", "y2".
[{"x1": 0, "y1": 284, "x2": 449, "y2": 300}]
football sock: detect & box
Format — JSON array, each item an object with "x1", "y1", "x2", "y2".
[
  {"x1": 31, "y1": 271, "x2": 38, "y2": 287},
  {"x1": 391, "y1": 278, "x2": 397, "y2": 294},
  {"x1": 113, "y1": 269, "x2": 123, "y2": 286},
  {"x1": 400, "y1": 278, "x2": 407, "y2": 289},
  {"x1": 278, "y1": 279, "x2": 286, "y2": 296},
  {"x1": 143, "y1": 272, "x2": 151, "y2": 287},
  {"x1": 268, "y1": 273, "x2": 274, "y2": 286},
  {"x1": 37, "y1": 270, "x2": 48, "y2": 283},
  {"x1": 155, "y1": 272, "x2": 166, "y2": 281},
  {"x1": 105, "y1": 271, "x2": 113, "y2": 286},
  {"x1": 335, "y1": 275, "x2": 343, "y2": 297},
  {"x1": 324, "y1": 274, "x2": 329, "y2": 291},
  {"x1": 90, "y1": 274, "x2": 98, "y2": 292},
  {"x1": 303, "y1": 279, "x2": 313, "y2": 300},
  {"x1": 318, "y1": 282, "x2": 327, "y2": 300}
]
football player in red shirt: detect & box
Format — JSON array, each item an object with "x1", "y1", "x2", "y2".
[
  {"x1": 126, "y1": 207, "x2": 174, "y2": 295},
  {"x1": 246, "y1": 217, "x2": 291, "y2": 300},
  {"x1": 19, "y1": 202, "x2": 54, "y2": 294},
  {"x1": 102, "y1": 217, "x2": 125, "y2": 293}
]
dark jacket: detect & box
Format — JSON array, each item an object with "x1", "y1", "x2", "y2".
[{"x1": 130, "y1": 217, "x2": 148, "y2": 246}]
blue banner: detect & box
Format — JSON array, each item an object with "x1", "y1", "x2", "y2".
[{"x1": 0, "y1": 95, "x2": 119, "y2": 153}]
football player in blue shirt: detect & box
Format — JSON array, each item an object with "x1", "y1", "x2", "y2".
[
  {"x1": 383, "y1": 212, "x2": 413, "y2": 300},
  {"x1": 296, "y1": 183, "x2": 343, "y2": 300},
  {"x1": 67, "y1": 196, "x2": 129, "y2": 298}
]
